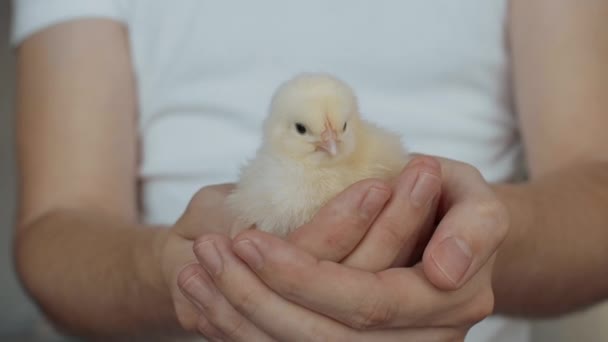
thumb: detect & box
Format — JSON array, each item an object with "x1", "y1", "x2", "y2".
[
  {"x1": 422, "y1": 161, "x2": 509, "y2": 290},
  {"x1": 288, "y1": 179, "x2": 391, "y2": 262}
]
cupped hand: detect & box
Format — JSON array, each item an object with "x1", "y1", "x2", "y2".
[
  {"x1": 178, "y1": 156, "x2": 509, "y2": 340},
  {"x1": 288, "y1": 155, "x2": 442, "y2": 271},
  {"x1": 160, "y1": 184, "x2": 237, "y2": 332},
  {"x1": 178, "y1": 234, "x2": 475, "y2": 341}
]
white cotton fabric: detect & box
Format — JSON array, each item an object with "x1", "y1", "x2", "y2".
[{"x1": 12, "y1": 1, "x2": 528, "y2": 340}]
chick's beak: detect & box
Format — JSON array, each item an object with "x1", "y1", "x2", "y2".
[{"x1": 318, "y1": 127, "x2": 338, "y2": 156}]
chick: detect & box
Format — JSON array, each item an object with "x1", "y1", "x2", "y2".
[{"x1": 227, "y1": 73, "x2": 409, "y2": 237}]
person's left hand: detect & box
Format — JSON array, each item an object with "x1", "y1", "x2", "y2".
[{"x1": 178, "y1": 156, "x2": 508, "y2": 341}]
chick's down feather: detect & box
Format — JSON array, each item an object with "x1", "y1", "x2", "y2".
[{"x1": 227, "y1": 73, "x2": 409, "y2": 237}]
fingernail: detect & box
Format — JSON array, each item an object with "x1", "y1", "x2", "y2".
[
  {"x1": 183, "y1": 274, "x2": 213, "y2": 310},
  {"x1": 196, "y1": 241, "x2": 223, "y2": 276},
  {"x1": 431, "y1": 237, "x2": 473, "y2": 286},
  {"x1": 233, "y1": 240, "x2": 264, "y2": 270},
  {"x1": 410, "y1": 172, "x2": 440, "y2": 208},
  {"x1": 360, "y1": 186, "x2": 390, "y2": 219}
]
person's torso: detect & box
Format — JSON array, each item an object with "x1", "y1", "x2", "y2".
[{"x1": 125, "y1": 2, "x2": 526, "y2": 340}]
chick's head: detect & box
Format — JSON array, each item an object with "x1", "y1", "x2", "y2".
[{"x1": 263, "y1": 73, "x2": 361, "y2": 165}]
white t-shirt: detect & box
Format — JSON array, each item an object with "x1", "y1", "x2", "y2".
[{"x1": 12, "y1": 1, "x2": 529, "y2": 341}]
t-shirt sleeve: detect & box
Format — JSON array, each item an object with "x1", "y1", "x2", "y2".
[{"x1": 11, "y1": 0, "x2": 129, "y2": 46}]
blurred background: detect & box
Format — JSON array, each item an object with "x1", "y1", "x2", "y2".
[{"x1": 1, "y1": 1, "x2": 607, "y2": 340}]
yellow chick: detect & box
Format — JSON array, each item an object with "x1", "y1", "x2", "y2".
[{"x1": 227, "y1": 73, "x2": 409, "y2": 237}]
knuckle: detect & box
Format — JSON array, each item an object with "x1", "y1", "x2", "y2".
[
  {"x1": 196, "y1": 317, "x2": 214, "y2": 336},
  {"x1": 232, "y1": 287, "x2": 262, "y2": 317},
  {"x1": 458, "y1": 161, "x2": 483, "y2": 178},
  {"x1": 197, "y1": 318, "x2": 226, "y2": 342},
  {"x1": 466, "y1": 289, "x2": 495, "y2": 324},
  {"x1": 326, "y1": 202, "x2": 361, "y2": 227},
  {"x1": 199, "y1": 295, "x2": 223, "y2": 319},
  {"x1": 308, "y1": 326, "x2": 346, "y2": 342},
  {"x1": 478, "y1": 288, "x2": 496, "y2": 318},
  {"x1": 451, "y1": 160, "x2": 487, "y2": 184},
  {"x1": 190, "y1": 186, "x2": 219, "y2": 210},
  {"x1": 477, "y1": 198, "x2": 510, "y2": 238},
  {"x1": 177, "y1": 264, "x2": 203, "y2": 291},
  {"x1": 178, "y1": 314, "x2": 199, "y2": 333},
  {"x1": 350, "y1": 293, "x2": 395, "y2": 330},
  {"x1": 378, "y1": 218, "x2": 408, "y2": 249},
  {"x1": 272, "y1": 263, "x2": 318, "y2": 303},
  {"x1": 409, "y1": 155, "x2": 441, "y2": 169},
  {"x1": 275, "y1": 273, "x2": 305, "y2": 301},
  {"x1": 493, "y1": 200, "x2": 510, "y2": 235},
  {"x1": 203, "y1": 299, "x2": 246, "y2": 339},
  {"x1": 222, "y1": 315, "x2": 248, "y2": 340},
  {"x1": 323, "y1": 229, "x2": 359, "y2": 257}
]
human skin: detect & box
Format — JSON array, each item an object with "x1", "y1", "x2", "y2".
[
  {"x1": 14, "y1": 0, "x2": 608, "y2": 340},
  {"x1": 179, "y1": 0, "x2": 608, "y2": 339}
]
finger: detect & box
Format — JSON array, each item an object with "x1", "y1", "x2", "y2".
[
  {"x1": 287, "y1": 179, "x2": 391, "y2": 262},
  {"x1": 178, "y1": 264, "x2": 273, "y2": 342},
  {"x1": 342, "y1": 156, "x2": 442, "y2": 271},
  {"x1": 186, "y1": 243, "x2": 470, "y2": 342},
  {"x1": 361, "y1": 327, "x2": 468, "y2": 342},
  {"x1": 193, "y1": 234, "x2": 355, "y2": 342},
  {"x1": 196, "y1": 315, "x2": 228, "y2": 342},
  {"x1": 233, "y1": 229, "x2": 481, "y2": 329},
  {"x1": 423, "y1": 159, "x2": 509, "y2": 290}
]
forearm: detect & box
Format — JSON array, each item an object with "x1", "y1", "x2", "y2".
[
  {"x1": 492, "y1": 162, "x2": 608, "y2": 316},
  {"x1": 15, "y1": 208, "x2": 179, "y2": 338}
]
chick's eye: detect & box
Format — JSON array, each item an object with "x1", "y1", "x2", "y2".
[
  {"x1": 343, "y1": 122, "x2": 347, "y2": 132},
  {"x1": 295, "y1": 123, "x2": 307, "y2": 135}
]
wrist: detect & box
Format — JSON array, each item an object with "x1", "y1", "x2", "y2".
[
  {"x1": 491, "y1": 183, "x2": 537, "y2": 258},
  {"x1": 133, "y1": 226, "x2": 173, "y2": 303},
  {"x1": 160, "y1": 229, "x2": 199, "y2": 286},
  {"x1": 490, "y1": 182, "x2": 541, "y2": 307}
]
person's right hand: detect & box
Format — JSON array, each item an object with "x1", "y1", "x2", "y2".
[{"x1": 160, "y1": 184, "x2": 237, "y2": 332}]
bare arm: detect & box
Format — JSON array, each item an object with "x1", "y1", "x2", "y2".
[
  {"x1": 14, "y1": 20, "x2": 178, "y2": 336},
  {"x1": 493, "y1": 0, "x2": 608, "y2": 316}
]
